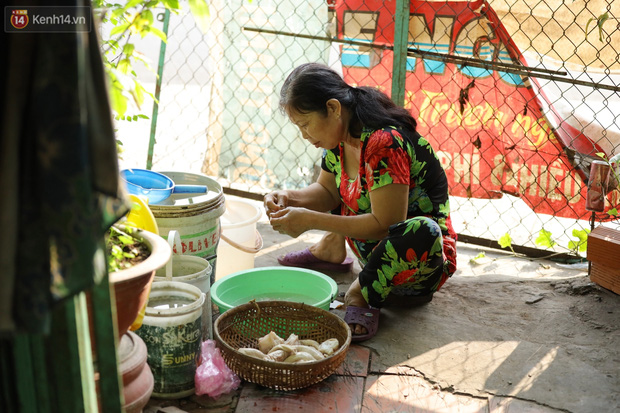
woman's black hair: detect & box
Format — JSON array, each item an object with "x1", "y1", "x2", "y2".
[{"x1": 279, "y1": 63, "x2": 417, "y2": 139}]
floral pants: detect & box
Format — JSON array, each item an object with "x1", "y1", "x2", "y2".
[{"x1": 349, "y1": 216, "x2": 457, "y2": 308}]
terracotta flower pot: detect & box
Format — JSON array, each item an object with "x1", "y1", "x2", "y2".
[
  {"x1": 118, "y1": 331, "x2": 154, "y2": 413},
  {"x1": 110, "y1": 227, "x2": 171, "y2": 337}
]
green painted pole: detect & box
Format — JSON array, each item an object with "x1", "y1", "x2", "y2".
[
  {"x1": 74, "y1": 292, "x2": 98, "y2": 412},
  {"x1": 30, "y1": 337, "x2": 52, "y2": 412},
  {"x1": 92, "y1": 273, "x2": 124, "y2": 413},
  {"x1": 48, "y1": 298, "x2": 84, "y2": 413},
  {"x1": 391, "y1": 0, "x2": 409, "y2": 107},
  {"x1": 147, "y1": 9, "x2": 171, "y2": 170},
  {"x1": 13, "y1": 335, "x2": 38, "y2": 412}
]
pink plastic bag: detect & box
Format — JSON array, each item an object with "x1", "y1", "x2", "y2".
[{"x1": 194, "y1": 340, "x2": 241, "y2": 398}]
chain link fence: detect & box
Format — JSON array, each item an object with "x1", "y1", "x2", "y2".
[{"x1": 119, "y1": 0, "x2": 620, "y2": 258}]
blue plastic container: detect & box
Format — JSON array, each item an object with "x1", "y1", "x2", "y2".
[{"x1": 121, "y1": 169, "x2": 207, "y2": 204}]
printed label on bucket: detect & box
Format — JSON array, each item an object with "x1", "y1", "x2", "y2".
[
  {"x1": 164, "y1": 225, "x2": 220, "y2": 258},
  {"x1": 137, "y1": 317, "x2": 202, "y2": 395}
]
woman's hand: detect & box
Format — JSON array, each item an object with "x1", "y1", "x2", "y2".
[
  {"x1": 263, "y1": 190, "x2": 290, "y2": 217},
  {"x1": 268, "y1": 207, "x2": 314, "y2": 238}
]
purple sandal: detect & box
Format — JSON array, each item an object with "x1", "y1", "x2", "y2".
[
  {"x1": 344, "y1": 306, "x2": 380, "y2": 342},
  {"x1": 277, "y1": 248, "x2": 354, "y2": 272}
]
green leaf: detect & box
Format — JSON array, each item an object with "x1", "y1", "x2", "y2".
[
  {"x1": 133, "y1": 79, "x2": 146, "y2": 106},
  {"x1": 469, "y1": 251, "x2": 486, "y2": 264},
  {"x1": 117, "y1": 58, "x2": 132, "y2": 74},
  {"x1": 148, "y1": 26, "x2": 168, "y2": 43},
  {"x1": 107, "y1": 39, "x2": 120, "y2": 51},
  {"x1": 188, "y1": 0, "x2": 210, "y2": 32},
  {"x1": 122, "y1": 43, "x2": 135, "y2": 56},
  {"x1": 595, "y1": 152, "x2": 607, "y2": 161},
  {"x1": 162, "y1": 0, "x2": 181, "y2": 9},
  {"x1": 535, "y1": 228, "x2": 556, "y2": 248},
  {"x1": 110, "y1": 22, "x2": 129, "y2": 36},
  {"x1": 498, "y1": 233, "x2": 512, "y2": 249},
  {"x1": 597, "y1": 12, "x2": 609, "y2": 42},
  {"x1": 124, "y1": 0, "x2": 144, "y2": 10},
  {"x1": 586, "y1": 12, "x2": 610, "y2": 42},
  {"x1": 568, "y1": 228, "x2": 590, "y2": 253},
  {"x1": 142, "y1": 9, "x2": 154, "y2": 25},
  {"x1": 608, "y1": 208, "x2": 619, "y2": 217},
  {"x1": 109, "y1": 80, "x2": 128, "y2": 117},
  {"x1": 111, "y1": 8, "x2": 126, "y2": 20}
]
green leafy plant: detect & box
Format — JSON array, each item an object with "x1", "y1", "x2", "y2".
[
  {"x1": 525, "y1": 153, "x2": 619, "y2": 257},
  {"x1": 106, "y1": 225, "x2": 151, "y2": 273},
  {"x1": 498, "y1": 232, "x2": 516, "y2": 254},
  {"x1": 567, "y1": 228, "x2": 590, "y2": 253},
  {"x1": 93, "y1": 0, "x2": 210, "y2": 120},
  {"x1": 468, "y1": 251, "x2": 486, "y2": 265},
  {"x1": 586, "y1": 12, "x2": 610, "y2": 42},
  {"x1": 535, "y1": 228, "x2": 556, "y2": 249},
  {"x1": 499, "y1": 227, "x2": 589, "y2": 258}
]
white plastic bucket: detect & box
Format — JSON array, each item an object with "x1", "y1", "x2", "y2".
[
  {"x1": 136, "y1": 281, "x2": 205, "y2": 399},
  {"x1": 154, "y1": 255, "x2": 211, "y2": 293},
  {"x1": 215, "y1": 198, "x2": 263, "y2": 281},
  {"x1": 149, "y1": 172, "x2": 225, "y2": 285},
  {"x1": 154, "y1": 231, "x2": 213, "y2": 340}
]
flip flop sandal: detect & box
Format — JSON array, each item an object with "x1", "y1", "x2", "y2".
[
  {"x1": 277, "y1": 248, "x2": 354, "y2": 272},
  {"x1": 344, "y1": 306, "x2": 380, "y2": 342}
]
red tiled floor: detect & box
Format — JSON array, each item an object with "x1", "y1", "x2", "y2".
[
  {"x1": 235, "y1": 375, "x2": 365, "y2": 413},
  {"x1": 335, "y1": 344, "x2": 371, "y2": 377},
  {"x1": 361, "y1": 374, "x2": 489, "y2": 413}
]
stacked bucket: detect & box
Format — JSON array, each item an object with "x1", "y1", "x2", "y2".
[
  {"x1": 122, "y1": 170, "x2": 263, "y2": 400},
  {"x1": 136, "y1": 172, "x2": 225, "y2": 399}
]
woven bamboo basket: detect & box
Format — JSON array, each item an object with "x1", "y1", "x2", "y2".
[{"x1": 214, "y1": 300, "x2": 351, "y2": 391}]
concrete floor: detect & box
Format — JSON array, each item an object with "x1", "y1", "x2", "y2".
[{"x1": 146, "y1": 210, "x2": 620, "y2": 413}]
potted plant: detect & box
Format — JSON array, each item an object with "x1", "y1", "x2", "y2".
[
  {"x1": 106, "y1": 223, "x2": 171, "y2": 337},
  {"x1": 91, "y1": 223, "x2": 171, "y2": 413}
]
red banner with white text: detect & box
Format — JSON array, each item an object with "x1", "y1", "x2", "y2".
[{"x1": 335, "y1": 0, "x2": 614, "y2": 220}]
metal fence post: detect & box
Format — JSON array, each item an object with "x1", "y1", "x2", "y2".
[
  {"x1": 391, "y1": 0, "x2": 409, "y2": 107},
  {"x1": 147, "y1": 9, "x2": 171, "y2": 170}
]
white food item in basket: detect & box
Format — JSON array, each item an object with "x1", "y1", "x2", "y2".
[
  {"x1": 268, "y1": 343, "x2": 298, "y2": 356},
  {"x1": 294, "y1": 345, "x2": 325, "y2": 360},
  {"x1": 266, "y1": 349, "x2": 288, "y2": 362},
  {"x1": 319, "y1": 338, "x2": 340, "y2": 356},
  {"x1": 299, "y1": 339, "x2": 321, "y2": 349},
  {"x1": 257, "y1": 331, "x2": 285, "y2": 353},
  {"x1": 248, "y1": 332, "x2": 342, "y2": 364},
  {"x1": 284, "y1": 333, "x2": 300, "y2": 346},
  {"x1": 238, "y1": 348, "x2": 269, "y2": 360},
  {"x1": 283, "y1": 352, "x2": 315, "y2": 363},
  {"x1": 268, "y1": 343, "x2": 324, "y2": 361}
]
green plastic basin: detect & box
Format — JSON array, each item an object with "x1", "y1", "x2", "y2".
[{"x1": 211, "y1": 266, "x2": 338, "y2": 313}]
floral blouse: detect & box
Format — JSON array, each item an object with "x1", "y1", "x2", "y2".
[{"x1": 321, "y1": 126, "x2": 455, "y2": 262}]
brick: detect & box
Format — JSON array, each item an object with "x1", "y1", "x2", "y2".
[
  {"x1": 590, "y1": 261, "x2": 620, "y2": 295},
  {"x1": 587, "y1": 226, "x2": 620, "y2": 268}
]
